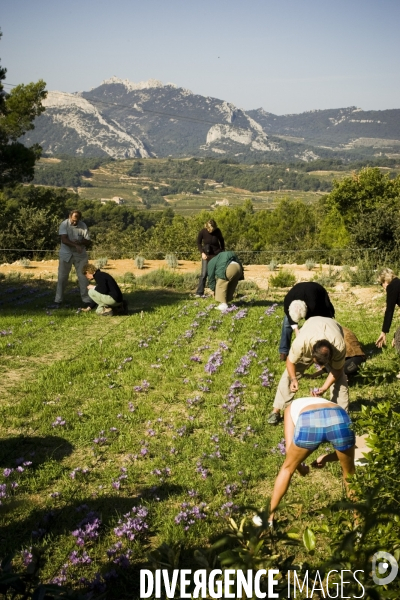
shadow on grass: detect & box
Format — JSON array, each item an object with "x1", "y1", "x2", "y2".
[
  {"x1": 0, "y1": 435, "x2": 74, "y2": 467},
  {"x1": 0, "y1": 279, "x2": 193, "y2": 316}
]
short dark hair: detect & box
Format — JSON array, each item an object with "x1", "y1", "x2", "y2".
[
  {"x1": 69, "y1": 210, "x2": 82, "y2": 219},
  {"x1": 82, "y1": 263, "x2": 97, "y2": 275},
  {"x1": 312, "y1": 340, "x2": 334, "y2": 366}
]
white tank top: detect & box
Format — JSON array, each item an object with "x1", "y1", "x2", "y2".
[{"x1": 290, "y1": 397, "x2": 335, "y2": 425}]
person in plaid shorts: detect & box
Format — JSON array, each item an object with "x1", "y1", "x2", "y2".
[{"x1": 268, "y1": 397, "x2": 355, "y2": 526}]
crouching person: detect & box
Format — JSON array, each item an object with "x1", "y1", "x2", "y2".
[{"x1": 82, "y1": 263, "x2": 126, "y2": 316}]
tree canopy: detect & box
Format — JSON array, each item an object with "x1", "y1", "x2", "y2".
[{"x1": 0, "y1": 30, "x2": 47, "y2": 187}]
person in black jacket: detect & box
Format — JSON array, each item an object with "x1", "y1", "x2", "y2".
[
  {"x1": 195, "y1": 219, "x2": 225, "y2": 297},
  {"x1": 376, "y1": 268, "x2": 400, "y2": 353},
  {"x1": 279, "y1": 281, "x2": 335, "y2": 361},
  {"x1": 81, "y1": 263, "x2": 126, "y2": 316}
]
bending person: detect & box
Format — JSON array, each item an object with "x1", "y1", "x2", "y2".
[
  {"x1": 376, "y1": 268, "x2": 400, "y2": 353},
  {"x1": 268, "y1": 397, "x2": 355, "y2": 525},
  {"x1": 207, "y1": 250, "x2": 244, "y2": 311},
  {"x1": 279, "y1": 282, "x2": 335, "y2": 361}
]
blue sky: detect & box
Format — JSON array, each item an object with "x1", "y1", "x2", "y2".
[{"x1": 2, "y1": 0, "x2": 400, "y2": 114}]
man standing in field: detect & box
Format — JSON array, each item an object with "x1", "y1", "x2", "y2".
[
  {"x1": 54, "y1": 210, "x2": 91, "y2": 307},
  {"x1": 268, "y1": 316, "x2": 348, "y2": 425}
]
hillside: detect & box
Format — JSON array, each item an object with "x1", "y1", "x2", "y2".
[{"x1": 22, "y1": 78, "x2": 400, "y2": 162}]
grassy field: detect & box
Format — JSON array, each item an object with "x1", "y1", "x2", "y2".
[{"x1": 0, "y1": 274, "x2": 398, "y2": 598}]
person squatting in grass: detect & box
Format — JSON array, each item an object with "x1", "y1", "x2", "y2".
[
  {"x1": 206, "y1": 250, "x2": 244, "y2": 311},
  {"x1": 195, "y1": 219, "x2": 225, "y2": 297},
  {"x1": 54, "y1": 210, "x2": 92, "y2": 307},
  {"x1": 279, "y1": 282, "x2": 335, "y2": 362},
  {"x1": 268, "y1": 396, "x2": 355, "y2": 526},
  {"x1": 81, "y1": 263, "x2": 126, "y2": 316},
  {"x1": 268, "y1": 316, "x2": 348, "y2": 425}
]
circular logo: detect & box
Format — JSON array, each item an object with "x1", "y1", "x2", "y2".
[{"x1": 372, "y1": 552, "x2": 398, "y2": 585}]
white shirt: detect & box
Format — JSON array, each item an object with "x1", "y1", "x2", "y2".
[
  {"x1": 290, "y1": 397, "x2": 334, "y2": 425},
  {"x1": 58, "y1": 218, "x2": 90, "y2": 261}
]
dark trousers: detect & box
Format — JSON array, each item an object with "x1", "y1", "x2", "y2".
[
  {"x1": 196, "y1": 259, "x2": 208, "y2": 295},
  {"x1": 344, "y1": 355, "x2": 366, "y2": 376}
]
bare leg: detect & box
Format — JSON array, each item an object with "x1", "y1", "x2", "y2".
[
  {"x1": 336, "y1": 446, "x2": 356, "y2": 499},
  {"x1": 284, "y1": 407, "x2": 309, "y2": 475},
  {"x1": 311, "y1": 451, "x2": 338, "y2": 468},
  {"x1": 269, "y1": 443, "x2": 313, "y2": 522}
]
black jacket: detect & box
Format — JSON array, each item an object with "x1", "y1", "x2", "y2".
[
  {"x1": 93, "y1": 270, "x2": 123, "y2": 303},
  {"x1": 197, "y1": 228, "x2": 225, "y2": 256},
  {"x1": 382, "y1": 277, "x2": 400, "y2": 333},
  {"x1": 284, "y1": 282, "x2": 335, "y2": 326}
]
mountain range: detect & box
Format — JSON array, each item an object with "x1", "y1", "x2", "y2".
[{"x1": 22, "y1": 77, "x2": 400, "y2": 162}]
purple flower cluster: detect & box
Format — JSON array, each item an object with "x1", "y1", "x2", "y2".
[
  {"x1": 133, "y1": 380, "x2": 150, "y2": 392},
  {"x1": 175, "y1": 502, "x2": 207, "y2": 530},
  {"x1": 93, "y1": 431, "x2": 108, "y2": 445},
  {"x1": 195, "y1": 460, "x2": 210, "y2": 479},
  {"x1": 190, "y1": 355, "x2": 202, "y2": 363},
  {"x1": 71, "y1": 511, "x2": 101, "y2": 547},
  {"x1": 204, "y1": 349, "x2": 224, "y2": 375},
  {"x1": 221, "y1": 381, "x2": 247, "y2": 436},
  {"x1": 271, "y1": 439, "x2": 286, "y2": 455},
  {"x1": 52, "y1": 416, "x2": 66, "y2": 427},
  {"x1": 112, "y1": 467, "x2": 128, "y2": 489},
  {"x1": 69, "y1": 550, "x2": 92, "y2": 565},
  {"x1": 114, "y1": 505, "x2": 149, "y2": 541},
  {"x1": 21, "y1": 548, "x2": 33, "y2": 567},
  {"x1": 233, "y1": 308, "x2": 248, "y2": 320},
  {"x1": 259, "y1": 366, "x2": 274, "y2": 387},
  {"x1": 107, "y1": 542, "x2": 132, "y2": 568},
  {"x1": 187, "y1": 395, "x2": 201, "y2": 408},
  {"x1": 151, "y1": 467, "x2": 171, "y2": 482},
  {"x1": 234, "y1": 350, "x2": 257, "y2": 376},
  {"x1": 69, "y1": 467, "x2": 90, "y2": 479},
  {"x1": 0, "y1": 329, "x2": 12, "y2": 336},
  {"x1": 215, "y1": 501, "x2": 239, "y2": 518},
  {"x1": 265, "y1": 303, "x2": 278, "y2": 316}
]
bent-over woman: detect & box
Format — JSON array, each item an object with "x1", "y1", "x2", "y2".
[
  {"x1": 268, "y1": 397, "x2": 355, "y2": 525},
  {"x1": 207, "y1": 250, "x2": 244, "y2": 311}
]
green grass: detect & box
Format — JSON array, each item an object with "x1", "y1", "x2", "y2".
[{"x1": 0, "y1": 275, "x2": 398, "y2": 597}]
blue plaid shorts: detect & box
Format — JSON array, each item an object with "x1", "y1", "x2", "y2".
[{"x1": 293, "y1": 407, "x2": 355, "y2": 452}]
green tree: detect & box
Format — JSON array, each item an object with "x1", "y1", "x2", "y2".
[{"x1": 0, "y1": 30, "x2": 47, "y2": 187}]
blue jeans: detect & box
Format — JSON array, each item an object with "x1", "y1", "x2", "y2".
[{"x1": 278, "y1": 316, "x2": 293, "y2": 355}]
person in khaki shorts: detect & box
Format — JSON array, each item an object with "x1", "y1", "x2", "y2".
[
  {"x1": 268, "y1": 316, "x2": 348, "y2": 425},
  {"x1": 206, "y1": 250, "x2": 244, "y2": 311}
]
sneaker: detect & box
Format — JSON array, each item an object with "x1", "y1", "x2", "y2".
[
  {"x1": 80, "y1": 306, "x2": 92, "y2": 313},
  {"x1": 215, "y1": 303, "x2": 228, "y2": 311},
  {"x1": 194, "y1": 294, "x2": 202, "y2": 298},
  {"x1": 396, "y1": 372, "x2": 400, "y2": 380},
  {"x1": 267, "y1": 411, "x2": 281, "y2": 425},
  {"x1": 99, "y1": 308, "x2": 113, "y2": 317}
]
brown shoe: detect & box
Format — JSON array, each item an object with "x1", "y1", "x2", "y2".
[{"x1": 280, "y1": 353, "x2": 287, "y2": 361}]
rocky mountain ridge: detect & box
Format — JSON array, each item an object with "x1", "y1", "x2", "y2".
[{"x1": 22, "y1": 78, "x2": 400, "y2": 161}]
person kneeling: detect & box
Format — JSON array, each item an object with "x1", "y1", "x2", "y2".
[
  {"x1": 268, "y1": 397, "x2": 355, "y2": 526},
  {"x1": 82, "y1": 263, "x2": 126, "y2": 316}
]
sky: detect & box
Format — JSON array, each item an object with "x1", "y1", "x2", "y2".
[{"x1": 1, "y1": 0, "x2": 400, "y2": 115}]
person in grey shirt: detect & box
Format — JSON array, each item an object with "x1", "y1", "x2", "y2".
[{"x1": 54, "y1": 210, "x2": 91, "y2": 306}]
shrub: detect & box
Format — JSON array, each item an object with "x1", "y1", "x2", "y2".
[
  {"x1": 94, "y1": 257, "x2": 108, "y2": 269},
  {"x1": 268, "y1": 259, "x2": 278, "y2": 272},
  {"x1": 165, "y1": 253, "x2": 178, "y2": 269},
  {"x1": 341, "y1": 260, "x2": 376, "y2": 286},
  {"x1": 237, "y1": 280, "x2": 259, "y2": 291},
  {"x1": 123, "y1": 272, "x2": 136, "y2": 284},
  {"x1": 305, "y1": 260, "x2": 315, "y2": 271},
  {"x1": 135, "y1": 256, "x2": 145, "y2": 269},
  {"x1": 16, "y1": 258, "x2": 31, "y2": 268},
  {"x1": 313, "y1": 266, "x2": 340, "y2": 288},
  {"x1": 136, "y1": 269, "x2": 185, "y2": 289},
  {"x1": 269, "y1": 269, "x2": 296, "y2": 288}
]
